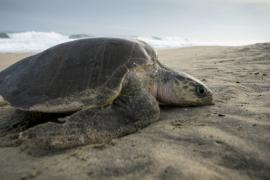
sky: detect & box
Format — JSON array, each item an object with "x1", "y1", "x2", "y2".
[{"x1": 0, "y1": 0, "x2": 270, "y2": 43}]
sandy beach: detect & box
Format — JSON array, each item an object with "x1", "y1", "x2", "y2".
[{"x1": 0, "y1": 44, "x2": 269, "y2": 180}]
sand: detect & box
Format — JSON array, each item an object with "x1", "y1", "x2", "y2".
[{"x1": 0, "y1": 44, "x2": 269, "y2": 180}]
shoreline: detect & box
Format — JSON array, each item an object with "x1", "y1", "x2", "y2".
[{"x1": 0, "y1": 45, "x2": 248, "y2": 71}]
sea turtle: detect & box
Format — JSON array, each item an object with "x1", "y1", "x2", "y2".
[{"x1": 0, "y1": 38, "x2": 213, "y2": 149}]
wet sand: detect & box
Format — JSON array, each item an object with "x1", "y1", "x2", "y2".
[{"x1": 0, "y1": 44, "x2": 269, "y2": 180}]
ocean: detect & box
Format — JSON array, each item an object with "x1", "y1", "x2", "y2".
[{"x1": 0, "y1": 31, "x2": 252, "y2": 53}]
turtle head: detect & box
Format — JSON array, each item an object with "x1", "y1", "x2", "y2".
[{"x1": 155, "y1": 68, "x2": 214, "y2": 106}]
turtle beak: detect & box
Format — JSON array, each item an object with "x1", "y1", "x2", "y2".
[
  {"x1": 208, "y1": 101, "x2": 215, "y2": 105},
  {"x1": 200, "y1": 89, "x2": 214, "y2": 106},
  {"x1": 207, "y1": 93, "x2": 214, "y2": 105}
]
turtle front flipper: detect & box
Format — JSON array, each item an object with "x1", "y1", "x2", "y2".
[
  {"x1": 19, "y1": 77, "x2": 160, "y2": 149},
  {"x1": 28, "y1": 65, "x2": 129, "y2": 113}
]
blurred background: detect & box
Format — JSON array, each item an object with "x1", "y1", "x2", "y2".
[{"x1": 0, "y1": 0, "x2": 270, "y2": 52}]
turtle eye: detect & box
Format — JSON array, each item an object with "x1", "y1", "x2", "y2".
[{"x1": 196, "y1": 85, "x2": 206, "y2": 97}]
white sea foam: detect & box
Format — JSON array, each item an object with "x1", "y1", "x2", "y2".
[
  {"x1": 135, "y1": 36, "x2": 194, "y2": 49},
  {"x1": 0, "y1": 31, "x2": 253, "y2": 52},
  {"x1": 0, "y1": 31, "x2": 71, "y2": 52}
]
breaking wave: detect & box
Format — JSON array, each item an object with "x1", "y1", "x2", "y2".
[{"x1": 0, "y1": 31, "x2": 252, "y2": 52}]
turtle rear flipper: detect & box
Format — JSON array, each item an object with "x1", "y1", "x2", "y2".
[{"x1": 19, "y1": 78, "x2": 160, "y2": 149}]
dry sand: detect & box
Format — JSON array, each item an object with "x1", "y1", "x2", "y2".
[{"x1": 0, "y1": 44, "x2": 269, "y2": 180}]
